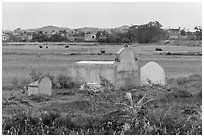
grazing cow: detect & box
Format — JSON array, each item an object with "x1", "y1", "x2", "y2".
[
  {"x1": 156, "y1": 48, "x2": 162, "y2": 51},
  {"x1": 39, "y1": 46, "x2": 43, "y2": 48},
  {"x1": 100, "y1": 49, "x2": 105, "y2": 54},
  {"x1": 65, "y1": 45, "x2": 69, "y2": 48}
]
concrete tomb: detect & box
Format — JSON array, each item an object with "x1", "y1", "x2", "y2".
[
  {"x1": 68, "y1": 44, "x2": 140, "y2": 89},
  {"x1": 140, "y1": 62, "x2": 166, "y2": 86},
  {"x1": 27, "y1": 75, "x2": 52, "y2": 96}
]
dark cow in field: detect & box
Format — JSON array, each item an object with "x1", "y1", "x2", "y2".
[
  {"x1": 100, "y1": 49, "x2": 106, "y2": 54},
  {"x1": 156, "y1": 48, "x2": 162, "y2": 51},
  {"x1": 39, "y1": 46, "x2": 43, "y2": 48},
  {"x1": 65, "y1": 45, "x2": 69, "y2": 48}
]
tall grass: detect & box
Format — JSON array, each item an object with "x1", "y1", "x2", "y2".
[
  {"x1": 3, "y1": 70, "x2": 79, "y2": 90},
  {"x1": 2, "y1": 74, "x2": 202, "y2": 135}
]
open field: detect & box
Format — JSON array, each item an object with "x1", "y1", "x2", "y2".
[
  {"x1": 2, "y1": 43, "x2": 202, "y2": 87},
  {"x1": 2, "y1": 43, "x2": 202, "y2": 135}
]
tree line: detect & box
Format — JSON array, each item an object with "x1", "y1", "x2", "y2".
[
  {"x1": 30, "y1": 21, "x2": 165, "y2": 43},
  {"x1": 8, "y1": 21, "x2": 201, "y2": 43},
  {"x1": 97, "y1": 21, "x2": 164, "y2": 43}
]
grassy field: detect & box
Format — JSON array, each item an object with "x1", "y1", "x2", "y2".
[
  {"x1": 2, "y1": 43, "x2": 202, "y2": 135},
  {"x1": 2, "y1": 43, "x2": 202, "y2": 87}
]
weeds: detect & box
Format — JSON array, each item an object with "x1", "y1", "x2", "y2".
[
  {"x1": 28, "y1": 95, "x2": 51, "y2": 102},
  {"x1": 2, "y1": 74, "x2": 202, "y2": 135},
  {"x1": 56, "y1": 74, "x2": 77, "y2": 89},
  {"x1": 10, "y1": 77, "x2": 31, "y2": 90},
  {"x1": 29, "y1": 70, "x2": 43, "y2": 81}
]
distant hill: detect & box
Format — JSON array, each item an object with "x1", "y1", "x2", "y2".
[
  {"x1": 77, "y1": 25, "x2": 130, "y2": 34},
  {"x1": 27, "y1": 26, "x2": 72, "y2": 34},
  {"x1": 9, "y1": 25, "x2": 130, "y2": 34}
]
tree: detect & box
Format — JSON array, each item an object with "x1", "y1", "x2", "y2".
[
  {"x1": 194, "y1": 26, "x2": 202, "y2": 40},
  {"x1": 128, "y1": 21, "x2": 164, "y2": 43},
  {"x1": 32, "y1": 31, "x2": 49, "y2": 42},
  {"x1": 181, "y1": 29, "x2": 186, "y2": 36},
  {"x1": 50, "y1": 33, "x2": 68, "y2": 42},
  {"x1": 96, "y1": 30, "x2": 131, "y2": 43}
]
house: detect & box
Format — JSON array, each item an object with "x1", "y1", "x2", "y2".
[
  {"x1": 168, "y1": 27, "x2": 181, "y2": 40},
  {"x1": 68, "y1": 44, "x2": 140, "y2": 89},
  {"x1": 27, "y1": 75, "x2": 52, "y2": 96},
  {"x1": 169, "y1": 27, "x2": 181, "y2": 36},
  {"x1": 2, "y1": 33, "x2": 10, "y2": 42},
  {"x1": 84, "y1": 31, "x2": 97, "y2": 41}
]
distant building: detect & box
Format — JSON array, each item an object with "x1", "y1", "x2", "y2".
[
  {"x1": 2, "y1": 33, "x2": 10, "y2": 42},
  {"x1": 51, "y1": 30, "x2": 57, "y2": 35},
  {"x1": 85, "y1": 31, "x2": 97, "y2": 41},
  {"x1": 168, "y1": 27, "x2": 181, "y2": 40}
]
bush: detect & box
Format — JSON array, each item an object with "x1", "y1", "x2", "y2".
[
  {"x1": 29, "y1": 70, "x2": 43, "y2": 81},
  {"x1": 28, "y1": 70, "x2": 78, "y2": 89},
  {"x1": 11, "y1": 77, "x2": 31, "y2": 90},
  {"x1": 56, "y1": 74, "x2": 77, "y2": 89}
]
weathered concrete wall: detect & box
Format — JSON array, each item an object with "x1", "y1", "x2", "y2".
[
  {"x1": 28, "y1": 86, "x2": 39, "y2": 96},
  {"x1": 68, "y1": 63, "x2": 117, "y2": 86},
  {"x1": 115, "y1": 70, "x2": 140, "y2": 89},
  {"x1": 68, "y1": 44, "x2": 140, "y2": 90}
]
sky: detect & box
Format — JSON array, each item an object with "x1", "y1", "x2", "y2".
[{"x1": 2, "y1": 2, "x2": 202, "y2": 31}]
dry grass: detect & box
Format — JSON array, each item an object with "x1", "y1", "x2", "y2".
[
  {"x1": 2, "y1": 44, "x2": 202, "y2": 88},
  {"x1": 2, "y1": 74, "x2": 202, "y2": 135}
]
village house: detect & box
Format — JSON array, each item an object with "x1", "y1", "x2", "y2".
[
  {"x1": 2, "y1": 32, "x2": 10, "y2": 42},
  {"x1": 168, "y1": 27, "x2": 181, "y2": 40},
  {"x1": 84, "y1": 31, "x2": 97, "y2": 41},
  {"x1": 27, "y1": 75, "x2": 52, "y2": 96}
]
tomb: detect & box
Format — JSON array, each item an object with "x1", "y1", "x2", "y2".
[
  {"x1": 27, "y1": 75, "x2": 52, "y2": 96},
  {"x1": 68, "y1": 44, "x2": 140, "y2": 89}
]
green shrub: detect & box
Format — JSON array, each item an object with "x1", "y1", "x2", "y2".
[
  {"x1": 28, "y1": 70, "x2": 78, "y2": 89},
  {"x1": 29, "y1": 69, "x2": 42, "y2": 81},
  {"x1": 56, "y1": 74, "x2": 77, "y2": 89},
  {"x1": 11, "y1": 77, "x2": 31, "y2": 90}
]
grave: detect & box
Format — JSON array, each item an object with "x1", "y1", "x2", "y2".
[
  {"x1": 27, "y1": 75, "x2": 52, "y2": 96},
  {"x1": 68, "y1": 44, "x2": 140, "y2": 89}
]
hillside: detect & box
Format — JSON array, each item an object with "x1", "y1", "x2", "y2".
[
  {"x1": 25, "y1": 25, "x2": 130, "y2": 34},
  {"x1": 27, "y1": 26, "x2": 72, "y2": 34}
]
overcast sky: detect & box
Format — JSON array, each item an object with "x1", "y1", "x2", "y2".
[{"x1": 2, "y1": 2, "x2": 202, "y2": 31}]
